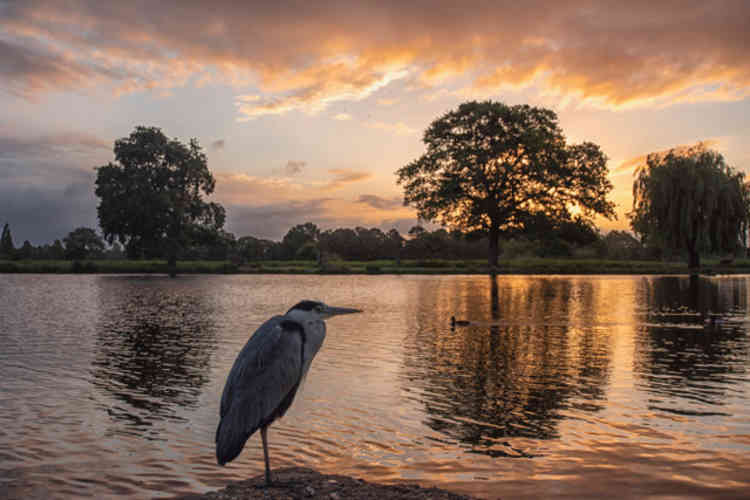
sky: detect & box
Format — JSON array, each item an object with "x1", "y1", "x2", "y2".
[{"x1": 1, "y1": 0, "x2": 749, "y2": 244}]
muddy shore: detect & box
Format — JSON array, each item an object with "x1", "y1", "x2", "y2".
[{"x1": 174, "y1": 467, "x2": 482, "y2": 500}]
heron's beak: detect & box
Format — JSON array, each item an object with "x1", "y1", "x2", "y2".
[{"x1": 324, "y1": 305, "x2": 362, "y2": 318}]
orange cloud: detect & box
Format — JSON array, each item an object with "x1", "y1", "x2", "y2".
[
  {"x1": 214, "y1": 168, "x2": 373, "y2": 204},
  {"x1": 612, "y1": 140, "x2": 722, "y2": 175},
  {"x1": 376, "y1": 98, "x2": 398, "y2": 106},
  {"x1": 3, "y1": 1, "x2": 749, "y2": 114},
  {"x1": 322, "y1": 169, "x2": 372, "y2": 190},
  {"x1": 212, "y1": 172, "x2": 306, "y2": 205},
  {"x1": 356, "y1": 194, "x2": 403, "y2": 210}
]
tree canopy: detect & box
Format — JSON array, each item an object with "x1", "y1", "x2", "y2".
[
  {"x1": 396, "y1": 100, "x2": 615, "y2": 267},
  {"x1": 630, "y1": 146, "x2": 749, "y2": 268},
  {"x1": 281, "y1": 222, "x2": 321, "y2": 260},
  {"x1": 1, "y1": 223, "x2": 14, "y2": 259},
  {"x1": 63, "y1": 227, "x2": 105, "y2": 260},
  {"x1": 95, "y1": 126, "x2": 225, "y2": 275}
]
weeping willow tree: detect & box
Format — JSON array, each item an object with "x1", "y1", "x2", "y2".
[{"x1": 630, "y1": 146, "x2": 749, "y2": 269}]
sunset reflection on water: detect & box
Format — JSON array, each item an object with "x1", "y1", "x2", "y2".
[{"x1": 0, "y1": 274, "x2": 748, "y2": 499}]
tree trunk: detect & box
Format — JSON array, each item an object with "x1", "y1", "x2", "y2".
[
  {"x1": 488, "y1": 224, "x2": 499, "y2": 272},
  {"x1": 688, "y1": 248, "x2": 700, "y2": 272},
  {"x1": 168, "y1": 254, "x2": 177, "y2": 278}
]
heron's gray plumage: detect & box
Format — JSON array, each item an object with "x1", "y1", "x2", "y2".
[
  {"x1": 215, "y1": 314, "x2": 326, "y2": 466},
  {"x1": 215, "y1": 300, "x2": 360, "y2": 484}
]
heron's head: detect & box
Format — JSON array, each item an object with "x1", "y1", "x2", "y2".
[{"x1": 286, "y1": 300, "x2": 362, "y2": 321}]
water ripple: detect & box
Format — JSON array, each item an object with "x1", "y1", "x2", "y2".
[{"x1": 1, "y1": 274, "x2": 749, "y2": 498}]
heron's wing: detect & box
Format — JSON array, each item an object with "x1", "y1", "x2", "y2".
[{"x1": 216, "y1": 316, "x2": 304, "y2": 465}]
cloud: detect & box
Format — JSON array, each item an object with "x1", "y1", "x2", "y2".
[
  {"x1": 234, "y1": 65, "x2": 408, "y2": 119},
  {"x1": 0, "y1": 129, "x2": 111, "y2": 185},
  {"x1": 0, "y1": 131, "x2": 111, "y2": 159},
  {"x1": 267, "y1": 160, "x2": 306, "y2": 177},
  {"x1": 210, "y1": 139, "x2": 225, "y2": 151},
  {"x1": 0, "y1": 127, "x2": 113, "y2": 243},
  {"x1": 366, "y1": 120, "x2": 418, "y2": 136},
  {"x1": 213, "y1": 172, "x2": 305, "y2": 205},
  {"x1": 3, "y1": 1, "x2": 748, "y2": 113},
  {"x1": 214, "y1": 168, "x2": 371, "y2": 205},
  {"x1": 225, "y1": 200, "x2": 334, "y2": 240},
  {"x1": 356, "y1": 194, "x2": 403, "y2": 210},
  {"x1": 212, "y1": 170, "x2": 412, "y2": 239},
  {"x1": 0, "y1": 39, "x2": 106, "y2": 98},
  {"x1": 322, "y1": 169, "x2": 372, "y2": 190},
  {"x1": 613, "y1": 140, "x2": 721, "y2": 175},
  {"x1": 333, "y1": 113, "x2": 352, "y2": 120},
  {"x1": 377, "y1": 98, "x2": 397, "y2": 106},
  {"x1": 0, "y1": 174, "x2": 98, "y2": 245},
  {"x1": 284, "y1": 160, "x2": 306, "y2": 175}
]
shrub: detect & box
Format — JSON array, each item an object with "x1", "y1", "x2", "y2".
[{"x1": 365, "y1": 264, "x2": 382, "y2": 273}]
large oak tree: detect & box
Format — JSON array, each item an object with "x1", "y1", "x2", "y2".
[
  {"x1": 397, "y1": 101, "x2": 615, "y2": 268},
  {"x1": 630, "y1": 146, "x2": 749, "y2": 269},
  {"x1": 95, "y1": 126, "x2": 225, "y2": 276}
]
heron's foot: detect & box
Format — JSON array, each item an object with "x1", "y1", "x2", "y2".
[{"x1": 264, "y1": 471, "x2": 273, "y2": 487}]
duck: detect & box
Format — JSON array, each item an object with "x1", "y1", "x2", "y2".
[{"x1": 450, "y1": 316, "x2": 471, "y2": 328}]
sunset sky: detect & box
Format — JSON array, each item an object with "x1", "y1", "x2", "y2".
[{"x1": 2, "y1": 0, "x2": 749, "y2": 244}]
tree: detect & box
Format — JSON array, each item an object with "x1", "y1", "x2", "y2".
[
  {"x1": 63, "y1": 227, "x2": 105, "y2": 260},
  {"x1": 319, "y1": 228, "x2": 358, "y2": 260},
  {"x1": 95, "y1": 126, "x2": 225, "y2": 276},
  {"x1": 630, "y1": 146, "x2": 749, "y2": 269},
  {"x1": 50, "y1": 239, "x2": 65, "y2": 260},
  {"x1": 385, "y1": 228, "x2": 404, "y2": 265},
  {"x1": 1, "y1": 223, "x2": 14, "y2": 259},
  {"x1": 281, "y1": 222, "x2": 320, "y2": 260},
  {"x1": 237, "y1": 236, "x2": 276, "y2": 262},
  {"x1": 354, "y1": 227, "x2": 387, "y2": 260},
  {"x1": 603, "y1": 230, "x2": 643, "y2": 260},
  {"x1": 18, "y1": 240, "x2": 34, "y2": 260},
  {"x1": 397, "y1": 101, "x2": 615, "y2": 268},
  {"x1": 104, "y1": 242, "x2": 125, "y2": 260}
]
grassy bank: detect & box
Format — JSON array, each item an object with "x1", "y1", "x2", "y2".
[{"x1": 2, "y1": 258, "x2": 750, "y2": 275}]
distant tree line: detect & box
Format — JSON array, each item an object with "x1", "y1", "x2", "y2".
[
  {"x1": 0, "y1": 218, "x2": 667, "y2": 263},
  {"x1": 0, "y1": 223, "x2": 124, "y2": 261}
]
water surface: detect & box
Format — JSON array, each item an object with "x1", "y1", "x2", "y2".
[{"x1": 1, "y1": 274, "x2": 749, "y2": 498}]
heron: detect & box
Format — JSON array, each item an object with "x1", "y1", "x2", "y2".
[{"x1": 215, "y1": 299, "x2": 361, "y2": 485}]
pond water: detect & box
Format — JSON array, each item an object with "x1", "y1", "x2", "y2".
[{"x1": 1, "y1": 274, "x2": 749, "y2": 499}]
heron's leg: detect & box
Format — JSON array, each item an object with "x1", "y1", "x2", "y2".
[{"x1": 261, "y1": 426, "x2": 272, "y2": 485}]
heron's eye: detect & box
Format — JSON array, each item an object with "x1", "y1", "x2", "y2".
[{"x1": 315, "y1": 305, "x2": 324, "y2": 313}]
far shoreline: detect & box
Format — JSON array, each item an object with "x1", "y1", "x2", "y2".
[{"x1": 2, "y1": 258, "x2": 749, "y2": 276}]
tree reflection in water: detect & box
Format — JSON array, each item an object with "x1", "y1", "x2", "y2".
[
  {"x1": 634, "y1": 276, "x2": 749, "y2": 416},
  {"x1": 91, "y1": 276, "x2": 218, "y2": 439},
  {"x1": 401, "y1": 275, "x2": 614, "y2": 457}
]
